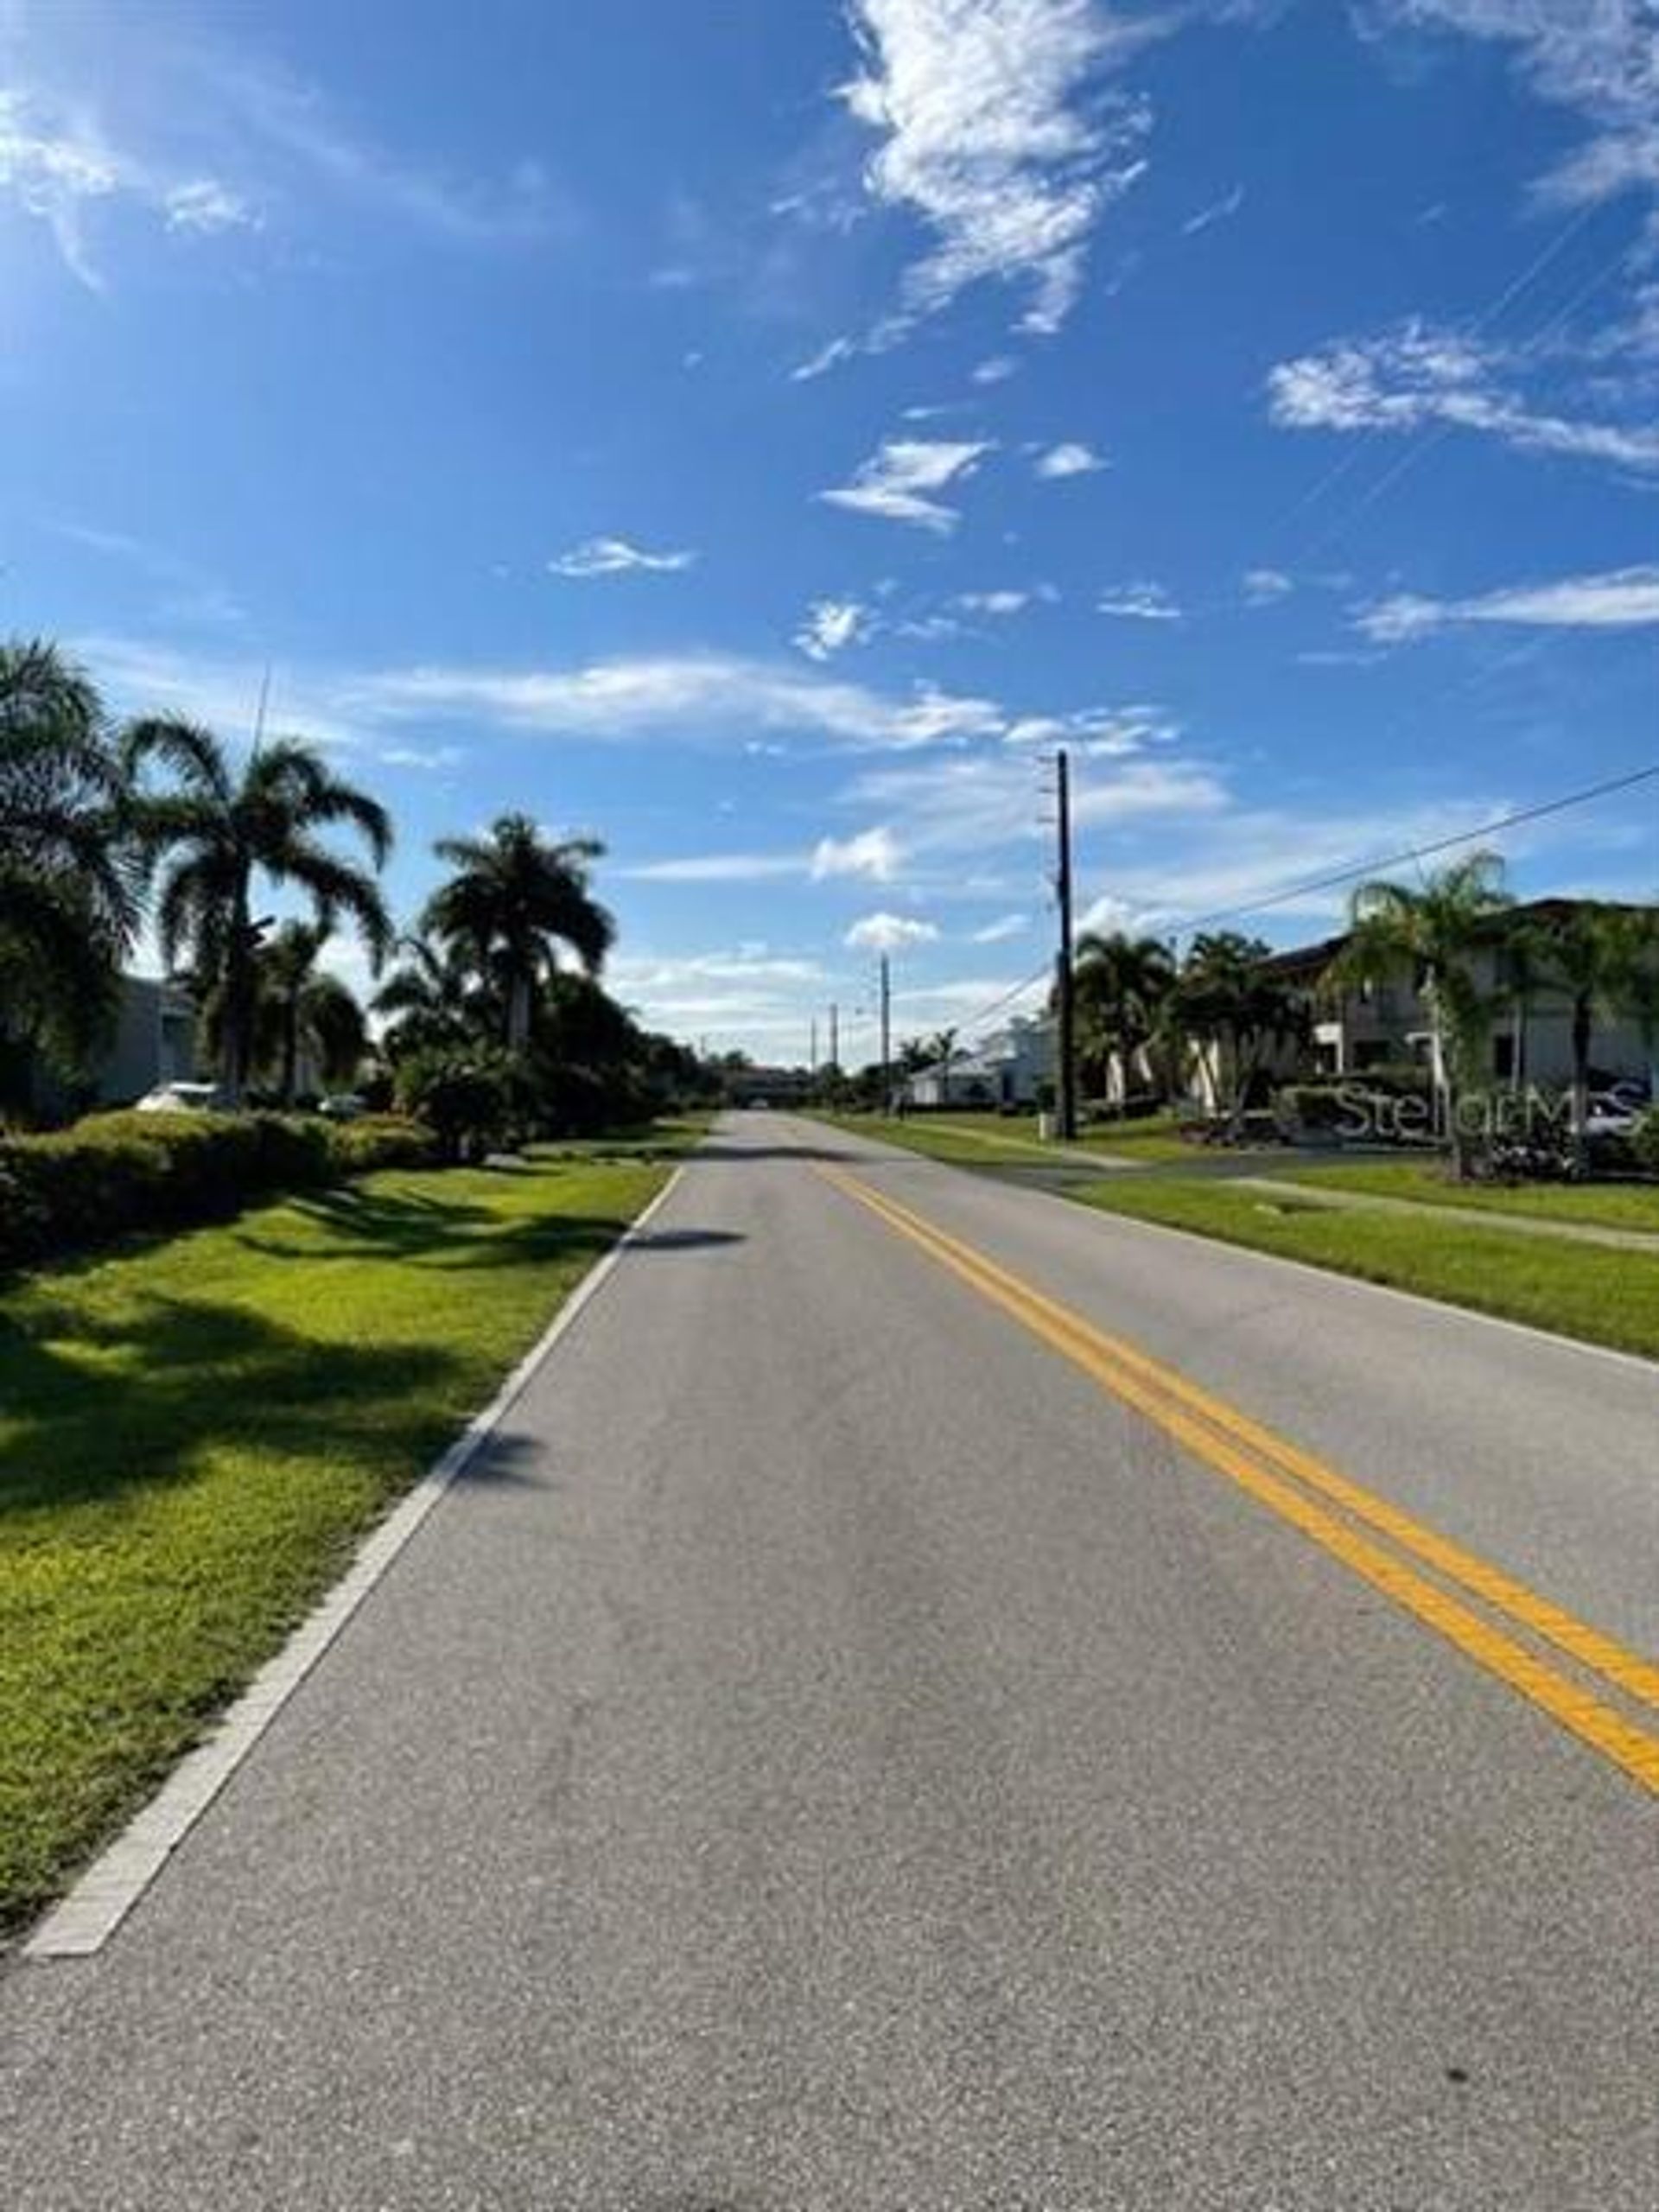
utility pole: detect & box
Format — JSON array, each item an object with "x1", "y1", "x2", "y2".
[
  {"x1": 879, "y1": 955, "x2": 892, "y2": 1115},
  {"x1": 1054, "y1": 746, "x2": 1077, "y2": 1141},
  {"x1": 810, "y1": 1015, "x2": 818, "y2": 1074},
  {"x1": 829, "y1": 1002, "x2": 840, "y2": 1072}
]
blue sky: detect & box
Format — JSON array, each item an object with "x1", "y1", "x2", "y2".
[{"x1": 3, "y1": 0, "x2": 1656, "y2": 1061}]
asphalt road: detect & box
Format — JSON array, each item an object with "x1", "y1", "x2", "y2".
[{"x1": 3, "y1": 1111, "x2": 1658, "y2": 2209}]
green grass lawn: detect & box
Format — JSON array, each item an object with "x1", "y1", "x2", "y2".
[
  {"x1": 1074, "y1": 1175, "x2": 1659, "y2": 1358},
  {"x1": 812, "y1": 1108, "x2": 1209, "y2": 1164},
  {"x1": 1277, "y1": 1157, "x2": 1659, "y2": 1234},
  {"x1": 0, "y1": 1145, "x2": 677, "y2": 1938}
]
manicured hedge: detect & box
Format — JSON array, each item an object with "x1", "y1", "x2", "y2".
[{"x1": 0, "y1": 1109, "x2": 438, "y2": 1270}]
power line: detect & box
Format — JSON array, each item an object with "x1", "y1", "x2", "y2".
[
  {"x1": 1253, "y1": 201, "x2": 1606, "y2": 562},
  {"x1": 1294, "y1": 230, "x2": 1637, "y2": 564},
  {"x1": 1163, "y1": 761, "x2": 1659, "y2": 938}
]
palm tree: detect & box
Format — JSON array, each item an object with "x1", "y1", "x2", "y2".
[
  {"x1": 251, "y1": 922, "x2": 367, "y2": 1103},
  {"x1": 423, "y1": 814, "x2": 613, "y2": 1052},
  {"x1": 1071, "y1": 931, "x2": 1175, "y2": 1110},
  {"x1": 0, "y1": 641, "x2": 139, "y2": 1088},
  {"x1": 124, "y1": 721, "x2": 392, "y2": 1101},
  {"x1": 1174, "y1": 931, "x2": 1306, "y2": 1135},
  {"x1": 1338, "y1": 851, "x2": 1510, "y2": 1174},
  {"x1": 1534, "y1": 904, "x2": 1652, "y2": 1166},
  {"x1": 1497, "y1": 920, "x2": 1550, "y2": 1096},
  {"x1": 927, "y1": 1027, "x2": 959, "y2": 1104},
  {"x1": 372, "y1": 932, "x2": 481, "y2": 1061}
]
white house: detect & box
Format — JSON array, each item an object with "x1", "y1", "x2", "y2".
[{"x1": 906, "y1": 1014, "x2": 1053, "y2": 1109}]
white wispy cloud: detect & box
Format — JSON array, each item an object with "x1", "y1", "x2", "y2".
[
  {"x1": 971, "y1": 912, "x2": 1032, "y2": 943},
  {"x1": 811, "y1": 826, "x2": 904, "y2": 881},
  {"x1": 619, "y1": 853, "x2": 806, "y2": 884},
  {"x1": 957, "y1": 589, "x2": 1032, "y2": 616},
  {"x1": 1242, "y1": 567, "x2": 1294, "y2": 604},
  {"x1": 209, "y1": 52, "x2": 564, "y2": 246},
  {"x1": 377, "y1": 742, "x2": 464, "y2": 771},
  {"x1": 0, "y1": 88, "x2": 255, "y2": 286},
  {"x1": 1034, "y1": 440, "x2": 1108, "y2": 478},
  {"x1": 972, "y1": 355, "x2": 1019, "y2": 384},
  {"x1": 547, "y1": 536, "x2": 696, "y2": 578},
  {"x1": 1096, "y1": 582, "x2": 1183, "y2": 620},
  {"x1": 1357, "y1": 564, "x2": 1659, "y2": 641},
  {"x1": 843, "y1": 753, "x2": 1227, "y2": 861},
  {"x1": 613, "y1": 950, "x2": 829, "y2": 992},
  {"x1": 819, "y1": 437, "x2": 993, "y2": 531},
  {"x1": 362, "y1": 654, "x2": 1012, "y2": 751},
  {"x1": 1267, "y1": 320, "x2": 1659, "y2": 472},
  {"x1": 845, "y1": 911, "x2": 939, "y2": 951},
  {"x1": 84, "y1": 637, "x2": 1179, "y2": 771},
  {"x1": 838, "y1": 0, "x2": 1158, "y2": 338},
  {"x1": 1001, "y1": 701, "x2": 1178, "y2": 751},
  {"x1": 1180, "y1": 181, "x2": 1243, "y2": 235},
  {"x1": 81, "y1": 635, "x2": 364, "y2": 749},
  {"x1": 162, "y1": 177, "x2": 257, "y2": 234},
  {"x1": 791, "y1": 334, "x2": 859, "y2": 382},
  {"x1": 794, "y1": 598, "x2": 873, "y2": 659},
  {"x1": 1360, "y1": 3, "x2": 1659, "y2": 209}
]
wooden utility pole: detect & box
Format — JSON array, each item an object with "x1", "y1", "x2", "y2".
[
  {"x1": 829, "y1": 1002, "x2": 840, "y2": 1072},
  {"x1": 1055, "y1": 747, "x2": 1077, "y2": 1141}
]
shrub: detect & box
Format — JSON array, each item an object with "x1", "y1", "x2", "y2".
[
  {"x1": 322, "y1": 1113, "x2": 439, "y2": 1175},
  {"x1": 393, "y1": 1046, "x2": 515, "y2": 1163},
  {"x1": 0, "y1": 1108, "x2": 438, "y2": 1271},
  {"x1": 1630, "y1": 1107, "x2": 1659, "y2": 1176}
]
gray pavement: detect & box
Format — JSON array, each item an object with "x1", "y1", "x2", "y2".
[{"x1": 3, "y1": 1111, "x2": 1658, "y2": 2209}]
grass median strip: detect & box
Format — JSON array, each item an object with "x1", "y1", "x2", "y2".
[
  {"x1": 0, "y1": 1141, "x2": 683, "y2": 1940},
  {"x1": 1070, "y1": 1175, "x2": 1659, "y2": 1359},
  {"x1": 824, "y1": 1167, "x2": 1659, "y2": 1796}
]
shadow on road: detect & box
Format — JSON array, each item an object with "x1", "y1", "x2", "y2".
[
  {"x1": 690, "y1": 1140, "x2": 855, "y2": 1164},
  {"x1": 626, "y1": 1227, "x2": 746, "y2": 1252}
]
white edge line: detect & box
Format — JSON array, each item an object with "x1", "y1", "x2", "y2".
[
  {"x1": 23, "y1": 1162, "x2": 688, "y2": 1962},
  {"x1": 823, "y1": 1119, "x2": 1659, "y2": 1380}
]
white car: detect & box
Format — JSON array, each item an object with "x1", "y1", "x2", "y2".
[{"x1": 134, "y1": 1081, "x2": 230, "y2": 1116}]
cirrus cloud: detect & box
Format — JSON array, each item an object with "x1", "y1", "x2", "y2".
[
  {"x1": 819, "y1": 437, "x2": 993, "y2": 532},
  {"x1": 1357, "y1": 564, "x2": 1659, "y2": 641},
  {"x1": 839, "y1": 0, "x2": 1160, "y2": 338},
  {"x1": 547, "y1": 535, "x2": 697, "y2": 578}
]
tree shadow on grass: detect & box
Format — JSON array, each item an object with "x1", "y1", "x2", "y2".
[
  {"x1": 231, "y1": 1184, "x2": 637, "y2": 1271},
  {"x1": 0, "y1": 1290, "x2": 470, "y2": 1519}
]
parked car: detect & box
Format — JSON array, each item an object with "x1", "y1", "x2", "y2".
[
  {"x1": 317, "y1": 1093, "x2": 366, "y2": 1121},
  {"x1": 134, "y1": 1081, "x2": 231, "y2": 1115}
]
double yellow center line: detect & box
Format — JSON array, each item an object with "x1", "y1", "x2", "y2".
[{"x1": 822, "y1": 1164, "x2": 1659, "y2": 1796}]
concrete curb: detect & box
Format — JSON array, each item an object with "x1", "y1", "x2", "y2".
[{"x1": 24, "y1": 1164, "x2": 686, "y2": 1961}]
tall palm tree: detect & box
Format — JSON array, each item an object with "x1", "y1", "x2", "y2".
[
  {"x1": 1534, "y1": 904, "x2": 1652, "y2": 1164},
  {"x1": 1338, "y1": 850, "x2": 1510, "y2": 1174},
  {"x1": 0, "y1": 640, "x2": 139, "y2": 1085},
  {"x1": 423, "y1": 814, "x2": 613, "y2": 1052},
  {"x1": 251, "y1": 922, "x2": 367, "y2": 1103},
  {"x1": 124, "y1": 721, "x2": 392, "y2": 1101},
  {"x1": 1071, "y1": 931, "x2": 1175, "y2": 1110}
]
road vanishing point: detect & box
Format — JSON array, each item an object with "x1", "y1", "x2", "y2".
[{"x1": 3, "y1": 1112, "x2": 1658, "y2": 2209}]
